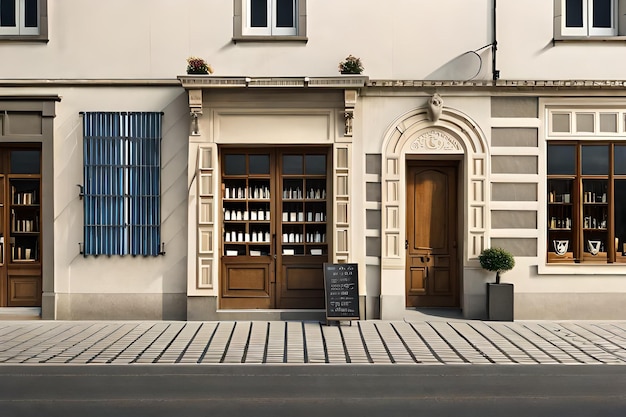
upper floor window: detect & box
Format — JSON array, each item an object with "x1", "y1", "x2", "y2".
[
  {"x1": 246, "y1": 0, "x2": 295, "y2": 35},
  {"x1": 0, "y1": 0, "x2": 47, "y2": 41},
  {"x1": 234, "y1": 0, "x2": 306, "y2": 42},
  {"x1": 560, "y1": 0, "x2": 617, "y2": 36}
]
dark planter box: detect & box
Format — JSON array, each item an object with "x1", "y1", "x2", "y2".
[{"x1": 487, "y1": 283, "x2": 514, "y2": 321}]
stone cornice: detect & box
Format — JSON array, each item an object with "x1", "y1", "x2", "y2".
[
  {"x1": 0, "y1": 79, "x2": 180, "y2": 87},
  {"x1": 178, "y1": 75, "x2": 368, "y2": 89},
  {"x1": 0, "y1": 94, "x2": 61, "y2": 101},
  {"x1": 368, "y1": 79, "x2": 626, "y2": 89},
  {"x1": 2, "y1": 77, "x2": 626, "y2": 94},
  {"x1": 178, "y1": 76, "x2": 626, "y2": 94}
]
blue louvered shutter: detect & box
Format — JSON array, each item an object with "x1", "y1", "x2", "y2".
[{"x1": 82, "y1": 112, "x2": 162, "y2": 256}]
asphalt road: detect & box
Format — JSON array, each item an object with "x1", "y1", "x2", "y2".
[{"x1": 0, "y1": 365, "x2": 625, "y2": 416}]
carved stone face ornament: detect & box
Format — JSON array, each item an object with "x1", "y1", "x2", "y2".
[{"x1": 427, "y1": 93, "x2": 443, "y2": 122}]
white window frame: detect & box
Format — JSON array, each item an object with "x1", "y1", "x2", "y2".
[
  {"x1": 243, "y1": 0, "x2": 297, "y2": 36},
  {"x1": 561, "y1": 0, "x2": 617, "y2": 36},
  {"x1": 0, "y1": 0, "x2": 40, "y2": 36}
]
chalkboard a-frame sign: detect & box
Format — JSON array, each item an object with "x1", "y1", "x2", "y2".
[{"x1": 323, "y1": 263, "x2": 360, "y2": 322}]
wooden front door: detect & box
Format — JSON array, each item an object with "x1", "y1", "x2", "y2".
[
  {"x1": 220, "y1": 148, "x2": 330, "y2": 309},
  {"x1": 406, "y1": 162, "x2": 459, "y2": 308},
  {"x1": 0, "y1": 146, "x2": 43, "y2": 308}
]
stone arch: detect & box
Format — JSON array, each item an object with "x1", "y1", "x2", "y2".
[{"x1": 380, "y1": 106, "x2": 489, "y2": 273}]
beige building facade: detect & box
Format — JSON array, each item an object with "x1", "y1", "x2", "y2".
[{"x1": 1, "y1": 0, "x2": 626, "y2": 320}]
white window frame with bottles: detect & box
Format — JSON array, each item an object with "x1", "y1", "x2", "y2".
[{"x1": 545, "y1": 105, "x2": 626, "y2": 268}]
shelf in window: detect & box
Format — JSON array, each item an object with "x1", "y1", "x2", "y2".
[
  {"x1": 548, "y1": 228, "x2": 571, "y2": 231},
  {"x1": 583, "y1": 228, "x2": 607, "y2": 231},
  {"x1": 224, "y1": 241, "x2": 271, "y2": 245},
  {"x1": 224, "y1": 198, "x2": 271, "y2": 202},
  {"x1": 583, "y1": 252, "x2": 607, "y2": 262},
  {"x1": 547, "y1": 253, "x2": 575, "y2": 263}
]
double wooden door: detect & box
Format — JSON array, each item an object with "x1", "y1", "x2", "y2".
[
  {"x1": 406, "y1": 162, "x2": 459, "y2": 308},
  {"x1": 220, "y1": 148, "x2": 330, "y2": 309}
]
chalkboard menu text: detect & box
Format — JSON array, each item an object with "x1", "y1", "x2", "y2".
[{"x1": 323, "y1": 263, "x2": 360, "y2": 321}]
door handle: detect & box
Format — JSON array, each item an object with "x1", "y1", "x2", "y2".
[{"x1": 405, "y1": 240, "x2": 409, "y2": 250}]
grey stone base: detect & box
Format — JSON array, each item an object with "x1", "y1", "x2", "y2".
[
  {"x1": 187, "y1": 296, "x2": 372, "y2": 321},
  {"x1": 54, "y1": 293, "x2": 187, "y2": 320},
  {"x1": 515, "y1": 292, "x2": 626, "y2": 320}
]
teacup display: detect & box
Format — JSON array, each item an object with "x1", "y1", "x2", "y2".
[
  {"x1": 587, "y1": 240, "x2": 602, "y2": 256},
  {"x1": 553, "y1": 240, "x2": 569, "y2": 256}
]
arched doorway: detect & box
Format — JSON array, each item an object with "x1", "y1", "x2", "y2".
[{"x1": 379, "y1": 105, "x2": 488, "y2": 318}]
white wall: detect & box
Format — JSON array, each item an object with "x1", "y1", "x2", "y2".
[
  {"x1": 2, "y1": 0, "x2": 492, "y2": 80},
  {"x1": 498, "y1": 0, "x2": 626, "y2": 80},
  {"x1": 3, "y1": 2, "x2": 625, "y2": 81}
]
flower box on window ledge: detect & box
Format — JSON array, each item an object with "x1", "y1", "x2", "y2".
[
  {"x1": 338, "y1": 55, "x2": 364, "y2": 75},
  {"x1": 186, "y1": 57, "x2": 213, "y2": 75}
]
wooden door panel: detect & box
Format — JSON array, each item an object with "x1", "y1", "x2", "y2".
[
  {"x1": 412, "y1": 170, "x2": 448, "y2": 253},
  {"x1": 277, "y1": 260, "x2": 326, "y2": 309},
  {"x1": 406, "y1": 162, "x2": 459, "y2": 308},
  {"x1": 8, "y1": 276, "x2": 41, "y2": 307},
  {"x1": 432, "y1": 268, "x2": 451, "y2": 294},
  {"x1": 285, "y1": 267, "x2": 324, "y2": 290},
  {"x1": 220, "y1": 260, "x2": 272, "y2": 309},
  {"x1": 408, "y1": 268, "x2": 427, "y2": 295}
]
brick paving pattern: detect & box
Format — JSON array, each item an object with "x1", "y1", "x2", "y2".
[{"x1": 0, "y1": 320, "x2": 625, "y2": 365}]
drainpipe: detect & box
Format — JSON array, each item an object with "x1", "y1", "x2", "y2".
[{"x1": 492, "y1": 0, "x2": 500, "y2": 81}]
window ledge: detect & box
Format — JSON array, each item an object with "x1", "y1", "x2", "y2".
[
  {"x1": 0, "y1": 35, "x2": 49, "y2": 43},
  {"x1": 538, "y1": 262, "x2": 626, "y2": 275},
  {"x1": 553, "y1": 36, "x2": 626, "y2": 43},
  {"x1": 233, "y1": 35, "x2": 308, "y2": 44}
]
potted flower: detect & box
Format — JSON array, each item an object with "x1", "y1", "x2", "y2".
[
  {"x1": 479, "y1": 247, "x2": 515, "y2": 321},
  {"x1": 186, "y1": 56, "x2": 213, "y2": 75},
  {"x1": 338, "y1": 54, "x2": 364, "y2": 75}
]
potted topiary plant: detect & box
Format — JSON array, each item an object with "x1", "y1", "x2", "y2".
[
  {"x1": 338, "y1": 54, "x2": 364, "y2": 74},
  {"x1": 479, "y1": 247, "x2": 515, "y2": 321}
]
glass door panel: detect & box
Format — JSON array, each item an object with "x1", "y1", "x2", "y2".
[
  {"x1": 547, "y1": 179, "x2": 575, "y2": 262},
  {"x1": 582, "y1": 179, "x2": 608, "y2": 261},
  {"x1": 615, "y1": 179, "x2": 626, "y2": 262}
]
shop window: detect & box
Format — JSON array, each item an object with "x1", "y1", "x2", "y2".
[
  {"x1": 547, "y1": 142, "x2": 626, "y2": 263},
  {"x1": 0, "y1": 0, "x2": 47, "y2": 41},
  {"x1": 82, "y1": 112, "x2": 163, "y2": 256}
]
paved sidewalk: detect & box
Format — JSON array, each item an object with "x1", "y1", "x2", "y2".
[{"x1": 0, "y1": 320, "x2": 625, "y2": 365}]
